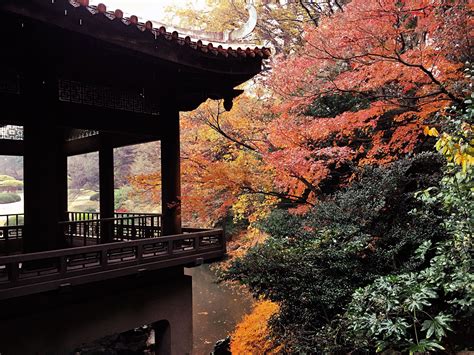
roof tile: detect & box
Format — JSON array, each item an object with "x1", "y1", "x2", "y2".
[{"x1": 67, "y1": 0, "x2": 270, "y2": 60}]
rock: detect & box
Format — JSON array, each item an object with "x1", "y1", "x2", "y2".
[
  {"x1": 229, "y1": 244, "x2": 240, "y2": 251},
  {"x1": 212, "y1": 336, "x2": 231, "y2": 355}
]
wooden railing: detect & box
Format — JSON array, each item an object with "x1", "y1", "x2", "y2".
[
  {"x1": 67, "y1": 212, "x2": 162, "y2": 225},
  {"x1": 61, "y1": 214, "x2": 162, "y2": 246},
  {"x1": 0, "y1": 214, "x2": 24, "y2": 254},
  {"x1": 0, "y1": 228, "x2": 225, "y2": 300},
  {"x1": 67, "y1": 211, "x2": 100, "y2": 221},
  {"x1": 0, "y1": 213, "x2": 23, "y2": 226},
  {"x1": 0, "y1": 225, "x2": 22, "y2": 241},
  {"x1": 0, "y1": 213, "x2": 162, "y2": 250}
]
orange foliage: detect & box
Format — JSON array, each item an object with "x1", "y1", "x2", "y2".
[
  {"x1": 132, "y1": 0, "x2": 470, "y2": 222},
  {"x1": 266, "y1": 0, "x2": 470, "y2": 205},
  {"x1": 272, "y1": 0, "x2": 469, "y2": 107},
  {"x1": 132, "y1": 95, "x2": 278, "y2": 226},
  {"x1": 231, "y1": 300, "x2": 281, "y2": 354},
  {"x1": 179, "y1": 96, "x2": 277, "y2": 226}
]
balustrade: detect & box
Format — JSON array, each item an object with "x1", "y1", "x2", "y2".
[
  {"x1": 62, "y1": 213, "x2": 162, "y2": 246},
  {"x1": 0, "y1": 213, "x2": 162, "y2": 250},
  {"x1": 0, "y1": 228, "x2": 226, "y2": 300},
  {"x1": 0, "y1": 211, "x2": 226, "y2": 300}
]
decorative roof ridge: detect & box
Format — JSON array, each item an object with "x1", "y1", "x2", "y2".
[{"x1": 69, "y1": 0, "x2": 271, "y2": 59}]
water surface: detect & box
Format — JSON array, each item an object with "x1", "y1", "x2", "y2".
[{"x1": 187, "y1": 265, "x2": 253, "y2": 354}]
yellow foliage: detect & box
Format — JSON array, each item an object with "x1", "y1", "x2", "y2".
[
  {"x1": 230, "y1": 301, "x2": 281, "y2": 355},
  {"x1": 231, "y1": 300, "x2": 281, "y2": 355},
  {"x1": 433, "y1": 123, "x2": 474, "y2": 173},
  {"x1": 423, "y1": 125, "x2": 439, "y2": 137}
]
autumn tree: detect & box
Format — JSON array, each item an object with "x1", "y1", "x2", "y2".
[
  {"x1": 132, "y1": 0, "x2": 471, "y2": 224},
  {"x1": 132, "y1": 94, "x2": 278, "y2": 226},
  {"x1": 266, "y1": 0, "x2": 471, "y2": 208}
]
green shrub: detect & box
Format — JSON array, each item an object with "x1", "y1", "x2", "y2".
[
  {"x1": 225, "y1": 153, "x2": 446, "y2": 352},
  {"x1": 0, "y1": 193, "x2": 21, "y2": 204},
  {"x1": 114, "y1": 187, "x2": 131, "y2": 210},
  {"x1": 0, "y1": 179, "x2": 23, "y2": 188},
  {"x1": 0, "y1": 175, "x2": 15, "y2": 181},
  {"x1": 346, "y1": 79, "x2": 474, "y2": 352}
]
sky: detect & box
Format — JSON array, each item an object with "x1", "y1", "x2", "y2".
[{"x1": 89, "y1": 0, "x2": 208, "y2": 23}]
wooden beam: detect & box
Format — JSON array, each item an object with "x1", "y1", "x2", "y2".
[
  {"x1": 65, "y1": 132, "x2": 160, "y2": 157},
  {"x1": 64, "y1": 135, "x2": 100, "y2": 157},
  {"x1": 0, "y1": 140, "x2": 23, "y2": 156},
  {"x1": 55, "y1": 102, "x2": 164, "y2": 136},
  {"x1": 2, "y1": 99, "x2": 164, "y2": 137}
]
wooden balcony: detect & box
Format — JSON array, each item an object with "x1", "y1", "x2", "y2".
[{"x1": 0, "y1": 213, "x2": 226, "y2": 300}]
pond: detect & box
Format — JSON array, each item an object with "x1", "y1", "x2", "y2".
[{"x1": 187, "y1": 264, "x2": 253, "y2": 354}]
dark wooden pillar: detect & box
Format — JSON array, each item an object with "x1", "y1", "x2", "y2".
[
  {"x1": 23, "y1": 124, "x2": 68, "y2": 252},
  {"x1": 22, "y1": 72, "x2": 68, "y2": 252},
  {"x1": 99, "y1": 134, "x2": 114, "y2": 243},
  {"x1": 161, "y1": 108, "x2": 182, "y2": 235},
  {"x1": 57, "y1": 145, "x2": 68, "y2": 225}
]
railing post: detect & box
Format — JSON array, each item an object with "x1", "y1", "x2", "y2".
[
  {"x1": 84, "y1": 221, "x2": 88, "y2": 246},
  {"x1": 137, "y1": 244, "x2": 143, "y2": 262},
  {"x1": 167, "y1": 240, "x2": 173, "y2": 255},
  {"x1": 7, "y1": 262, "x2": 19, "y2": 282},
  {"x1": 194, "y1": 236, "x2": 200, "y2": 251},
  {"x1": 4, "y1": 227, "x2": 9, "y2": 255},
  {"x1": 59, "y1": 256, "x2": 67, "y2": 276},
  {"x1": 101, "y1": 249, "x2": 108, "y2": 268},
  {"x1": 131, "y1": 218, "x2": 136, "y2": 240}
]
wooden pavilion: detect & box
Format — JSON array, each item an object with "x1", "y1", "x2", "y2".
[{"x1": 0, "y1": 0, "x2": 268, "y2": 300}]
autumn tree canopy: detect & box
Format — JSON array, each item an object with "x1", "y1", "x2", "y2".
[
  {"x1": 267, "y1": 0, "x2": 471, "y2": 207},
  {"x1": 134, "y1": 0, "x2": 471, "y2": 223}
]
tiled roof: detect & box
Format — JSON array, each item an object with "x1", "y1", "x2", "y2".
[{"x1": 69, "y1": 0, "x2": 271, "y2": 60}]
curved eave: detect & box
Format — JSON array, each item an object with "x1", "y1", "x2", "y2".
[{"x1": 0, "y1": 0, "x2": 269, "y2": 80}]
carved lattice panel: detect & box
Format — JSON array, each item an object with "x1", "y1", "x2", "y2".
[
  {"x1": 66, "y1": 129, "x2": 99, "y2": 141},
  {"x1": 0, "y1": 125, "x2": 23, "y2": 141},
  {"x1": 58, "y1": 80, "x2": 160, "y2": 115}
]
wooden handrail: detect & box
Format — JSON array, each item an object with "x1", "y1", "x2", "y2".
[
  {"x1": 0, "y1": 228, "x2": 226, "y2": 300},
  {"x1": 0, "y1": 229, "x2": 224, "y2": 264},
  {"x1": 0, "y1": 213, "x2": 164, "y2": 252}
]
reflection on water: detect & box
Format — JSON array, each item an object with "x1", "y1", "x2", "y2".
[{"x1": 187, "y1": 265, "x2": 253, "y2": 354}]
